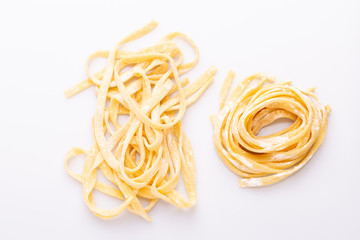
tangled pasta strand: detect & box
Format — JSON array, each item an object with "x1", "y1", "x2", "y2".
[
  {"x1": 65, "y1": 21, "x2": 217, "y2": 221},
  {"x1": 211, "y1": 72, "x2": 330, "y2": 187}
]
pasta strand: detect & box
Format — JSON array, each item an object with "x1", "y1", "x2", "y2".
[{"x1": 65, "y1": 21, "x2": 216, "y2": 221}]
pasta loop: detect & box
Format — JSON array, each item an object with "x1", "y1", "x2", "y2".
[{"x1": 211, "y1": 72, "x2": 330, "y2": 187}]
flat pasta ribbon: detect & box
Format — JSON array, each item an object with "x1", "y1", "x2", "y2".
[
  {"x1": 64, "y1": 21, "x2": 217, "y2": 221},
  {"x1": 211, "y1": 72, "x2": 330, "y2": 187}
]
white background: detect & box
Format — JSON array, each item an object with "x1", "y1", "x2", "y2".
[{"x1": 1, "y1": 0, "x2": 359, "y2": 239}]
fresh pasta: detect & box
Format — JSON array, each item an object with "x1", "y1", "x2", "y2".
[
  {"x1": 64, "y1": 21, "x2": 217, "y2": 221},
  {"x1": 211, "y1": 72, "x2": 330, "y2": 187}
]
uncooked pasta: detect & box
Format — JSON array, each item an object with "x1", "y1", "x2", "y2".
[
  {"x1": 211, "y1": 72, "x2": 330, "y2": 187},
  {"x1": 64, "y1": 21, "x2": 216, "y2": 221}
]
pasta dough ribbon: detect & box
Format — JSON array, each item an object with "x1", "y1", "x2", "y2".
[{"x1": 65, "y1": 21, "x2": 216, "y2": 221}]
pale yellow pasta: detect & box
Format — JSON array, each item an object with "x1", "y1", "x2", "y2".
[
  {"x1": 211, "y1": 72, "x2": 330, "y2": 187},
  {"x1": 64, "y1": 21, "x2": 217, "y2": 221}
]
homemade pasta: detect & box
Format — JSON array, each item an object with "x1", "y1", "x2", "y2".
[
  {"x1": 211, "y1": 72, "x2": 330, "y2": 187},
  {"x1": 64, "y1": 21, "x2": 216, "y2": 221}
]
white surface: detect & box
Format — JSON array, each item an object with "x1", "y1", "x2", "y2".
[{"x1": 1, "y1": 0, "x2": 359, "y2": 239}]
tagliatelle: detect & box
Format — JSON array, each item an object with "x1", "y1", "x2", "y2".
[
  {"x1": 64, "y1": 21, "x2": 217, "y2": 221},
  {"x1": 211, "y1": 72, "x2": 330, "y2": 187}
]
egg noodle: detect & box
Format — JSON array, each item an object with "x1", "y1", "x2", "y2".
[
  {"x1": 211, "y1": 72, "x2": 330, "y2": 187},
  {"x1": 64, "y1": 21, "x2": 217, "y2": 221}
]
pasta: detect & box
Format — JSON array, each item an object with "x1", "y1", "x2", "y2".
[
  {"x1": 211, "y1": 72, "x2": 330, "y2": 187},
  {"x1": 64, "y1": 21, "x2": 217, "y2": 221}
]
